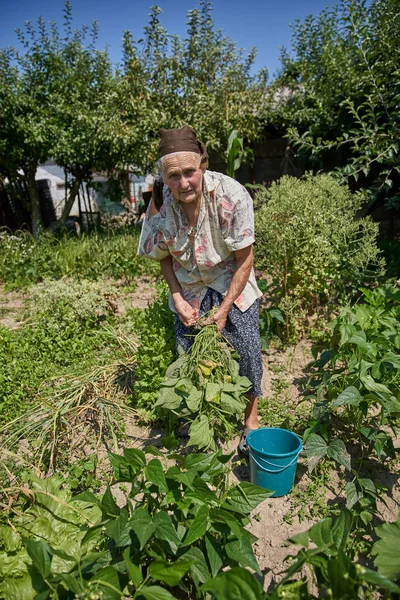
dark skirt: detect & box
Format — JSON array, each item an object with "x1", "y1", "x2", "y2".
[{"x1": 174, "y1": 288, "x2": 263, "y2": 398}]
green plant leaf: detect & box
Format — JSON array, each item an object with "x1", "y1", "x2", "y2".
[
  {"x1": 130, "y1": 508, "x2": 156, "y2": 550},
  {"x1": 225, "y1": 538, "x2": 261, "y2": 574},
  {"x1": 223, "y1": 482, "x2": 273, "y2": 514},
  {"x1": 331, "y1": 386, "x2": 362, "y2": 407},
  {"x1": 148, "y1": 559, "x2": 193, "y2": 587},
  {"x1": 101, "y1": 487, "x2": 120, "y2": 518},
  {"x1": 205, "y1": 533, "x2": 224, "y2": 577},
  {"x1": 201, "y1": 566, "x2": 265, "y2": 599},
  {"x1": 373, "y1": 514, "x2": 400, "y2": 580},
  {"x1": 326, "y1": 439, "x2": 351, "y2": 471},
  {"x1": 23, "y1": 538, "x2": 51, "y2": 579},
  {"x1": 185, "y1": 388, "x2": 202, "y2": 412},
  {"x1": 180, "y1": 547, "x2": 210, "y2": 584},
  {"x1": 137, "y1": 585, "x2": 177, "y2": 600},
  {"x1": 155, "y1": 387, "x2": 182, "y2": 409},
  {"x1": 105, "y1": 510, "x2": 131, "y2": 547},
  {"x1": 153, "y1": 511, "x2": 181, "y2": 550},
  {"x1": 145, "y1": 459, "x2": 169, "y2": 493},
  {"x1": 361, "y1": 567, "x2": 400, "y2": 593},
  {"x1": 346, "y1": 481, "x2": 362, "y2": 509},
  {"x1": 189, "y1": 415, "x2": 213, "y2": 449},
  {"x1": 205, "y1": 382, "x2": 221, "y2": 403},
  {"x1": 305, "y1": 434, "x2": 327, "y2": 472},
  {"x1": 123, "y1": 548, "x2": 143, "y2": 587},
  {"x1": 90, "y1": 565, "x2": 125, "y2": 600},
  {"x1": 182, "y1": 505, "x2": 208, "y2": 546},
  {"x1": 331, "y1": 509, "x2": 352, "y2": 550}
]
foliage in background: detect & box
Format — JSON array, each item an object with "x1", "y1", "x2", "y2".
[
  {"x1": 0, "y1": 2, "x2": 143, "y2": 236},
  {"x1": 0, "y1": 0, "x2": 270, "y2": 235},
  {"x1": 274, "y1": 0, "x2": 400, "y2": 209},
  {"x1": 156, "y1": 324, "x2": 251, "y2": 449},
  {"x1": 254, "y1": 174, "x2": 384, "y2": 336},
  {"x1": 0, "y1": 228, "x2": 159, "y2": 288}
]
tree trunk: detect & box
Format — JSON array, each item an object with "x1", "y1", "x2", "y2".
[
  {"x1": 47, "y1": 178, "x2": 81, "y2": 233},
  {"x1": 26, "y1": 165, "x2": 42, "y2": 239}
]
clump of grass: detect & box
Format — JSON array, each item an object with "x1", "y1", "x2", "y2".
[
  {"x1": 0, "y1": 326, "x2": 138, "y2": 473},
  {"x1": 0, "y1": 227, "x2": 159, "y2": 288}
]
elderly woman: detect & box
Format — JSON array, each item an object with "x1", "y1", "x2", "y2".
[{"x1": 138, "y1": 126, "x2": 263, "y2": 454}]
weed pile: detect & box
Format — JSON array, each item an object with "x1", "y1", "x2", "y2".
[{"x1": 156, "y1": 324, "x2": 251, "y2": 449}]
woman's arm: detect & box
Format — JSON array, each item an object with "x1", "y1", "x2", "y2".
[
  {"x1": 160, "y1": 255, "x2": 198, "y2": 327},
  {"x1": 205, "y1": 245, "x2": 253, "y2": 332}
]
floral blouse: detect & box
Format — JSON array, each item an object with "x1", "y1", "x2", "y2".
[{"x1": 137, "y1": 170, "x2": 262, "y2": 313}]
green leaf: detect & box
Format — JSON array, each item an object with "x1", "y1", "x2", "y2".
[
  {"x1": 153, "y1": 511, "x2": 181, "y2": 550},
  {"x1": 361, "y1": 566, "x2": 400, "y2": 593},
  {"x1": 145, "y1": 459, "x2": 168, "y2": 493},
  {"x1": 175, "y1": 377, "x2": 193, "y2": 393},
  {"x1": 101, "y1": 487, "x2": 120, "y2": 518},
  {"x1": 189, "y1": 415, "x2": 213, "y2": 449},
  {"x1": 205, "y1": 533, "x2": 224, "y2": 577},
  {"x1": 155, "y1": 387, "x2": 182, "y2": 409},
  {"x1": 331, "y1": 509, "x2": 352, "y2": 550},
  {"x1": 130, "y1": 508, "x2": 156, "y2": 550},
  {"x1": 331, "y1": 386, "x2": 362, "y2": 407},
  {"x1": 23, "y1": 538, "x2": 51, "y2": 579},
  {"x1": 148, "y1": 559, "x2": 192, "y2": 587},
  {"x1": 346, "y1": 481, "x2": 361, "y2": 509},
  {"x1": 305, "y1": 434, "x2": 327, "y2": 472},
  {"x1": 201, "y1": 566, "x2": 265, "y2": 599},
  {"x1": 326, "y1": 439, "x2": 351, "y2": 471},
  {"x1": 225, "y1": 538, "x2": 261, "y2": 574},
  {"x1": 185, "y1": 388, "x2": 202, "y2": 412},
  {"x1": 123, "y1": 548, "x2": 143, "y2": 587},
  {"x1": 223, "y1": 482, "x2": 273, "y2": 515},
  {"x1": 105, "y1": 510, "x2": 131, "y2": 547},
  {"x1": 205, "y1": 382, "x2": 220, "y2": 403},
  {"x1": 137, "y1": 585, "x2": 177, "y2": 600},
  {"x1": 360, "y1": 375, "x2": 392, "y2": 397},
  {"x1": 124, "y1": 447, "x2": 146, "y2": 468},
  {"x1": 90, "y1": 566, "x2": 125, "y2": 600},
  {"x1": 180, "y1": 547, "x2": 210, "y2": 584},
  {"x1": 182, "y1": 505, "x2": 208, "y2": 546},
  {"x1": 373, "y1": 514, "x2": 400, "y2": 580}
]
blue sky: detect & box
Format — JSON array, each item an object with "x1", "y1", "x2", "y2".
[{"x1": 1, "y1": 0, "x2": 332, "y2": 79}]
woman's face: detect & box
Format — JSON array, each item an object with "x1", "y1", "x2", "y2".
[{"x1": 162, "y1": 152, "x2": 203, "y2": 204}]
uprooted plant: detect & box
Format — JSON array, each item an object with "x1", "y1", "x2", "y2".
[{"x1": 155, "y1": 324, "x2": 251, "y2": 450}]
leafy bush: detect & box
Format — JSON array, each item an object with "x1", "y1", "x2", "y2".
[
  {"x1": 0, "y1": 228, "x2": 159, "y2": 288},
  {"x1": 254, "y1": 174, "x2": 384, "y2": 335}
]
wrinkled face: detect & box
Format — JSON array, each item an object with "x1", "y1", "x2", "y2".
[{"x1": 162, "y1": 152, "x2": 203, "y2": 204}]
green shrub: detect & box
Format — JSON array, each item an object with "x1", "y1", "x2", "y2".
[{"x1": 254, "y1": 174, "x2": 384, "y2": 335}]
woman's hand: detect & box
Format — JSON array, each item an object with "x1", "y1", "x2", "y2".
[
  {"x1": 174, "y1": 295, "x2": 199, "y2": 327},
  {"x1": 203, "y1": 306, "x2": 229, "y2": 333}
]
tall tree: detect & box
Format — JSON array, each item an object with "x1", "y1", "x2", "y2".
[
  {"x1": 274, "y1": 0, "x2": 400, "y2": 208},
  {"x1": 123, "y1": 1, "x2": 269, "y2": 167}
]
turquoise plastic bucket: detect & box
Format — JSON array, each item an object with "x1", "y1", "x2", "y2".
[{"x1": 247, "y1": 428, "x2": 302, "y2": 497}]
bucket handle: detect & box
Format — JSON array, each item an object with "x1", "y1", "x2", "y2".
[{"x1": 249, "y1": 450, "x2": 301, "y2": 474}]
